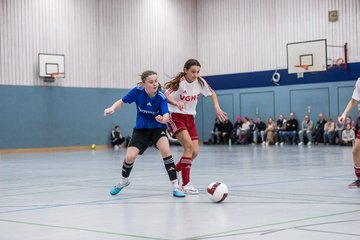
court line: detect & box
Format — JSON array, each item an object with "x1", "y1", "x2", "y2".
[
  {"x1": 0, "y1": 193, "x2": 169, "y2": 214},
  {"x1": 0, "y1": 218, "x2": 167, "y2": 240},
  {"x1": 185, "y1": 209, "x2": 360, "y2": 239}
]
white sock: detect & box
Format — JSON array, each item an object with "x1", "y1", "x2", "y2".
[
  {"x1": 171, "y1": 179, "x2": 180, "y2": 189},
  {"x1": 120, "y1": 177, "x2": 128, "y2": 184}
]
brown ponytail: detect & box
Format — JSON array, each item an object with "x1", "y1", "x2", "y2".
[{"x1": 164, "y1": 59, "x2": 204, "y2": 90}]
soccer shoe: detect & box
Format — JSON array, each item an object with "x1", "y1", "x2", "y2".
[
  {"x1": 173, "y1": 188, "x2": 186, "y2": 197},
  {"x1": 182, "y1": 182, "x2": 199, "y2": 195},
  {"x1": 110, "y1": 180, "x2": 130, "y2": 195},
  {"x1": 348, "y1": 180, "x2": 360, "y2": 189}
]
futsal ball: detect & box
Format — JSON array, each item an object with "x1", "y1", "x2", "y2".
[
  {"x1": 91, "y1": 144, "x2": 96, "y2": 150},
  {"x1": 207, "y1": 182, "x2": 228, "y2": 203}
]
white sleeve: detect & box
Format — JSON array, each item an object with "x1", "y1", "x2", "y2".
[
  {"x1": 200, "y1": 77, "x2": 214, "y2": 97},
  {"x1": 351, "y1": 78, "x2": 360, "y2": 101}
]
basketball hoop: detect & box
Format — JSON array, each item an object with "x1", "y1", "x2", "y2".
[
  {"x1": 50, "y1": 72, "x2": 65, "y2": 80},
  {"x1": 294, "y1": 64, "x2": 309, "y2": 71}
]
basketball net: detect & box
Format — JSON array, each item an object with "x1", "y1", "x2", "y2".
[{"x1": 294, "y1": 65, "x2": 309, "y2": 79}]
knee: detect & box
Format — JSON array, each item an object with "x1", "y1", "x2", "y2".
[
  {"x1": 125, "y1": 152, "x2": 137, "y2": 164},
  {"x1": 192, "y1": 150, "x2": 199, "y2": 159}
]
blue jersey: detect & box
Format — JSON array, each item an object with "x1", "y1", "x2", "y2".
[{"x1": 122, "y1": 86, "x2": 169, "y2": 129}]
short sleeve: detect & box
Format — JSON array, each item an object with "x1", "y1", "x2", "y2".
[
  {"x1": 200, "y1": 78, "x2": 214, "y2": 97},
  {"x1": 122, "y1": 87, "x2": 138, "y2": 104}
]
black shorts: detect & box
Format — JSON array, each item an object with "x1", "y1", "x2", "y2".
[{"x1": 128, "y1": 128, "x2": 168, "y2": 155}]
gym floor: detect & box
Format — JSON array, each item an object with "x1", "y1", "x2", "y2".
[{"x1": 1, "y1": 144, "x2": 359, "y2": 240}]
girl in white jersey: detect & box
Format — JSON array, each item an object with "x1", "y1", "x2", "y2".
[
  {"x1": 339, "y1": 77, "x2": 360, "y2": 188},
  {"x1": 164, "y1": 59, "x2": 227, "y2": 194}
]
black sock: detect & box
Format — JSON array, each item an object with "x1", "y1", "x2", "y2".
[
  {"x1": 122, "y1": 161, "x2": 134, "y2": 178},
  {"x1": 163, "y1": 155, "x2": 177, "y2": 181}
]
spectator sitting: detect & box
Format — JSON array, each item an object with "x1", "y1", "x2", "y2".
[
  {"x1": 341, "y1": 123, "x2": 355, "y2": 146},
  {"x1": 210, "y1": 117, "x2": 223, "y2": 144},
  {"x1": 220, "y1": 117, "x2": 233, "y2": 144},
  {"x1": 346, "y1": 116, "x2": 356, "y2": 131},
  {"x1": 298, "y1": 115, "x2": 313, "y2": 146},
  {"x1": 275, "y1": 114, "x2": 286, "y2": 145},
  {"x1": 253, "y1": 117, "x2": 266, "y2": 144},
  {"x1": 311, "y1": 113, "x2": 327, "y2": 145},
  {"x1": 237, "y1": 117, "x2": 251, "y2": 144},
  {"x1": 281, "y1": 112, "x2": 298, "y2": 145},
  {"x1": 323, "y1": 117, "x2": 335, "y2": 145},
  {"x1": 111, "y1": 125, "x2": 125, "y2": 150},
  {"x1": 265, "y1": 117, "x2": 276, "y2": 145},
  {"x1": 231, "y1": 116, "x2": 242, "y2": 143}
]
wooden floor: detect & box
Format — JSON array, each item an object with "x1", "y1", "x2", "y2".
[{"x1": 1, "y1": 144, "x2": 360, "y2": 240}]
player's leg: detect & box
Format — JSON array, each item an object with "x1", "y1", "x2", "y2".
[
  {"x1": 110, "y1": 147, "x2": 138, "y2": 195},
  {"x1": 176, "y1": 116, "x2": 200, "y2": 194},
  {"x1": 175, "y1": 129, "x2": 194, "y2": 178},
  {"x1": 110, "y1": 130, "x2": 147, "y2": 195},
  {"x1": 167, "y1": 113, "x2": 188, "y2": 172},
  {"x1": 349, "y1": 136, "x2": 360, "y2": 188},
  {"x1": 156, "y1": 134, "x2": 185, "y2": 197}
]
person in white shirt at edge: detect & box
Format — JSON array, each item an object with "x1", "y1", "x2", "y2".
[{"x1": 339, "y1": 77, "x2": 360, "y2": 189}]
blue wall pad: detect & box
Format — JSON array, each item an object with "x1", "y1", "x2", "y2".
[
  {"x1": 205, "y1": 62, "x2": 360, "y2": 90},
  {"x1": 0, "y1": 86, "x2": 135, "y2": 149}
]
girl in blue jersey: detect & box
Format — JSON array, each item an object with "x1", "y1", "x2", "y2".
[{"x1": 104, "y1": 70, "x2": 185, "y2": 197}]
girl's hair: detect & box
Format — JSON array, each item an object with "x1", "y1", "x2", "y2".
[
  {"x1": 164, "y1": 59, "x2": 204, "y2": 91},
  {"x1": 137, "y1": 70, "x2": 162, "y2": 89},
  {"x1": 140, "y1": 70, "x2": 157, "y2": 83}
]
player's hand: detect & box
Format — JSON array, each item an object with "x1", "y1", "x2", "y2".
[
  {"x1": 104, "y1": 107, "x2": 115, "y2": 116},
  {"x1": 176, "y1": 101, "x2": 184, "y2": 111},
  {"x1": 216, "y1": 108, "x2": 227, "y2": 122},
  {"x1": 338, "y1": 114, "x2": 345, "y2": 124},
  {"x1": 155, "y1": 115, "x2": 166, "y2": 124}
]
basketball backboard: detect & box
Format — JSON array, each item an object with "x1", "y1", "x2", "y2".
[
  {"x1": 38, "y1": 53, "x2": 65, "y2": 78},
  {"x1": 287, "y1": 39, "x2": 327, "y2": 74}
]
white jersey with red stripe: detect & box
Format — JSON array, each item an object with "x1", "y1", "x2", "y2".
[
  {"x1": 352, "y1": 77, "x2": 360, "y2": 101},
  {"x1": 166, "y1": 77, "x2": 214, "y2": 115}
]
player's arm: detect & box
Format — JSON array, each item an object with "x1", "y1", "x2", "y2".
[
  {"x1": 339, "y1": 98, "x2": 357, "y2": 124},
  {"x1": 166, "y1": 91, "x2": 184, "y2": 110},
  {"x1": 104, "y1": 99, "x2": 124, "y2": 116},
  {"x1": 210, "y1": 92, "x2": 227, "y2": 122}
]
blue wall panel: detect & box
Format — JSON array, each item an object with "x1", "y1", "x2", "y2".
[
  {"x1": 0, "y1": 86, "x2": 135, "y2": 149},
  {"x1": 338, "y1": 86, "x2": 358, "y2": 118},
  {"x1": 197, "y1": 80, "x2": 357, "y2": 141},
  {"x1": 290, "y1": 88, "x2": 330, "y2": 120},
  {"x1": 239, "y1": 91, "x2": 275, "y2": 120}
]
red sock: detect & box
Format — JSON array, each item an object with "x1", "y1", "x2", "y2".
[
  {"x1": 355, "y1": 166, "x2": 360, "y2": 179},
  {"x1": 180, "y1": 157, "x2": 192, "y2": 186}
]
